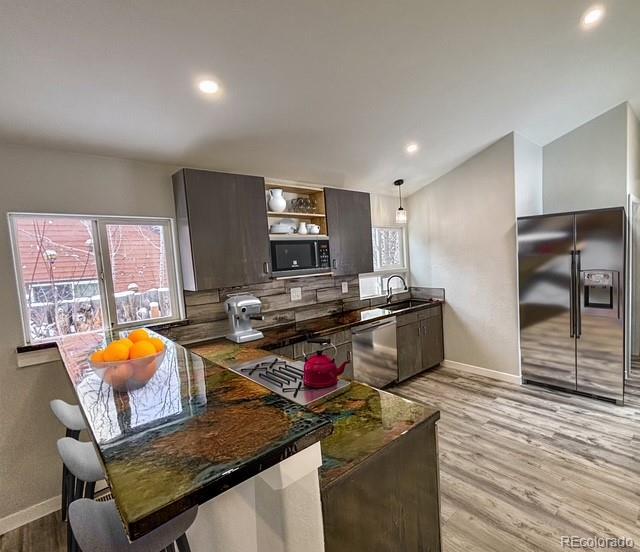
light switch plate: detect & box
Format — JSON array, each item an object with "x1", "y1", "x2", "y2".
[
  {"x1": 290, "y1": 287, "x2": 302, "y2": 301},
  {"x1": 341, "y1": 282, "x2": 349, "y2": 294}
]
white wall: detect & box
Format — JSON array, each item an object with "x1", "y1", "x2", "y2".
[
  {"x1": 370, "y1": 193, "x2": 399, "y2": 227},
  {"x1": 0, "y1": 143, "x2": 177, "y2": 522},
  {"x1": 628, "y1": 105, "x2": 640, "y2": 199},
  {"x1": 543, "y1": 103, "x2": 628, "y2": 213},
  {"x1": 514, "y1": 133, "x2": 543, "y2": 217},
  {"x1": 406, "y1": 134, "x2": 520, "y2": 376}
]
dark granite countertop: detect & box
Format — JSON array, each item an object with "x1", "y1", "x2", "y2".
[
  {"x1": 56, "y1": 330, "x2": 332, "y2": 540},
  {"x1": 189, "y1": 343, "x2": 440, "y2": 490},
  {"x1": 200, "y1": 298, "x2": 443, "y2": 352}
]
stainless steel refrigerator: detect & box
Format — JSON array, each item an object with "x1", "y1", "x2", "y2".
[{"x1": 517, "y1": 207, "x2": 625, "y2": 403}]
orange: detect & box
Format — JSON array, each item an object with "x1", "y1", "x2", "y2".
[
  {"x1": 129, "y1": 340, "x2": 157, "y2": 360},
  {"x1": 147, "y1": 337, "x2": 165, "y2": 353},
  {"x1": 128, "y1": 329, "x2": 150, "y2": 343},
  {"x1": 117, "y1": 338, "x2": 134, "y2": 350},
  {"x1": 105, "y1": 363, "x2": 134, "y2": 387},
  {"x1": 90, "y1": 350, "x2": 105, "y2": 363},
  {"x1": 103, "y1": 341, "x2": 131, "y2": 362}
]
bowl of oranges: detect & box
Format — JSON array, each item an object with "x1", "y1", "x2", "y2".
[{"x1": 89, "y1": 329, "x2": 166, "y2": 391}]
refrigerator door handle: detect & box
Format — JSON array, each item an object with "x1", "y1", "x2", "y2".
[
  {"x1": 570, "y1": 251, "x2": 575, "y2": 338},
  {"x1": 575, "y1": 250, "x2": 582, "y2": 338}
]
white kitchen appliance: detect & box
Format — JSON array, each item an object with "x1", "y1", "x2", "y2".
[{"x1": 224, "y1": 294, "x2": 265, "y2": 343}]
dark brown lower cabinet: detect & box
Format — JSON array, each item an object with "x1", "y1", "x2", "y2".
[
  {"x1": 321, "y1": 419, "x2": 441, "y2": 552},
  {"x1": 421, "y1": 314, "x2": 444, "y2": 370},
  {"x1": 398, "y1": 321, "x2": 422, "y2": 382},
  {"x1": 397, "y1": 305, "x2": 444, "y2": 382}
]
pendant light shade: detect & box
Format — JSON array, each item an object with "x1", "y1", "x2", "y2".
[{"x1": 394, "y1": 179, "x2": 407, "y2": 224}]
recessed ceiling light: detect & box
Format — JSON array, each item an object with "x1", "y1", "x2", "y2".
[
  {"x1": 198, "y1": 80, "x2": 220, "y2": 94},
  {"x1": 406, "y1": 143, "x2": 419, "y2": 154},
  {"x1": 581, "y1": 5, "x2": 605, "y2": 29}
]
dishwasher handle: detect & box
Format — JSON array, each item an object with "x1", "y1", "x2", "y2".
[{"x1": 352, "y1": 318, "x2": 397, "y2": 334}]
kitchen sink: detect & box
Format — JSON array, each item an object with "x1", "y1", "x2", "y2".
[
  {"x1": 360, "y1": 307, "x2": 393, "y2": 320},
  {"x1": 360, "y1": 300, "x2": 432, "y2": 321},
  {"x1": 385, "y1": 300, "x2": 431, "y2": 312}
]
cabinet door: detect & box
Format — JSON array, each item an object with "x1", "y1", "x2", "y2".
[
  {"x1": 335, "y1": 342, "x2": 353, "y2": 379},
  {"x1": 397, "y1": 321, "x2": 422, "y2": 382},
  {"x1": 325, "y1": 188, "x2": 374, "y2": 276},
  {"x1": 173, "y1": 169, "x2": 271, "y2": 290},
  {"x1": 421, "y1": 313, "x2": 444, "y2": 369}
]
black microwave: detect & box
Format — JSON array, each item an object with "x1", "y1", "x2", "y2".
[{"x1": 270, "y1": 237, "x2": 331, "y2": 277}]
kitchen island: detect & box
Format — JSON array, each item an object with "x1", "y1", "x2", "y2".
[
  {"x1": 192, "y1": 341, "x2": 442, "y2": 551},
  {"x1": 57, "y1": 330, "x2": 332, "y2": 551},
  {"x1": 57, "y1": 324, "x2": 441, "y2": 551}
]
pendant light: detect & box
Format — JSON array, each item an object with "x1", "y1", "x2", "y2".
[{"x1": 394, "y1": 179, "x2": 407, "y2": 224}]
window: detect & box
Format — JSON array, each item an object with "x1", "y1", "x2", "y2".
[
  {"x1": 372, "y1": 227, "x2": 405, "y2": 271},
  {"x1": 9, "y1": 214, "x2": 183, "y2": 344},
  {"x1": 360, "y1": 226, "x2": 409, "y2": 299}
]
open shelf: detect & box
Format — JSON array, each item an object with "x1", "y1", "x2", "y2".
[
  {"x1": 265, "y1": 181, "x2": 324, "y2": 194},
  {"x1": 267, "y1": 211, "x2": 326, "y2": 218},
  {"x1": 265, "y1": 180, "x2": 328, "y2": 236},
  {"x1": 269, "y1": 233, "x2": 329, "y2": 240}
]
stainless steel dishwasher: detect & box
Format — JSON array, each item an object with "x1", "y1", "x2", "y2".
[{"x1": 351, "y1": 317, "x2": 397, "y2": 388}]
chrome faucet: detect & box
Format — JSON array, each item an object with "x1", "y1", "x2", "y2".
[{"x1": 386, "y1": 274, "x2": 408, "y2": 304}]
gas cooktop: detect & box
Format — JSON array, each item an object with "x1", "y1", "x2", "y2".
[{"x1": 227, "y1": 355, "x2": 350, "y2": 407}]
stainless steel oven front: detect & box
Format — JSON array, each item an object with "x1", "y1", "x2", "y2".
[{"x1": 270, "y1": 237, "x2": 331, "y2": 277}]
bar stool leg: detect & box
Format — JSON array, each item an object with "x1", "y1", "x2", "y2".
[
  {"x1": 176, "y1": 535, "x2": 192, "y2": 552},
  {"x1": 61, "y1": 428, "x2": 80, "y2": 521},
  {"x1": 61, "y1": 464, "x2": 70, "y2": 521},
  {"x1": 66, "y1": 429, "x2": 80, "y2": 440}
]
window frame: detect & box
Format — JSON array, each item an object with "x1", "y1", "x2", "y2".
[{"x1": 8, "y1": 212, "x2": 185, "y2": 345}]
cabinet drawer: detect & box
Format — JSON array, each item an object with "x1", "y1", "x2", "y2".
[
  {"x1": 326, "y1": 329, "x2": 351, "y2": 346},
  {"x1": 294, "y1": 330, "x2": 352, "y2": 359},
  {"x1": 417, "y1": 305, "x2": 441, "y2": 320},
  {"x1": 270, "y1": 344, "x2": 294, "y2": 358},
  {"x1": 396, "y1": 312, "x2": 418, "y2": 327}
]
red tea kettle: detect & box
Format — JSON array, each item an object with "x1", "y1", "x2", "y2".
[{"x1": 303, "y1": 339, "x2": 350, "y2": 388}]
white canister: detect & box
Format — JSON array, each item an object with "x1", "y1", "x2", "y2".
[
  {"x1": 268, "y1": 189, "x2": 287, "y2": 212},
  {"x1": 297, "y1": 222, "x2": 308, "y2": 234},
  {"x1": 308, "y1": 224, "x2": 320, "y2": 234}
]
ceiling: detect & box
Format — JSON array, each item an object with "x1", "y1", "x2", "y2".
[{"x1": 1, "y1": 1, "x2": 639, "y2": 196}]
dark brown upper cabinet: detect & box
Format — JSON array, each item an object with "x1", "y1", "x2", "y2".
[
  {"x1": 325, "y1": 188, "x2": 374, "y2": 276},
  {"x1": 173, "y1": 169, "x2": 271, "y2": 291}
]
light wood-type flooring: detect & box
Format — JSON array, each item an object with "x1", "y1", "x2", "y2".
[{"x1": 3, "y1": 365, "x2": 640, "y2": 551}]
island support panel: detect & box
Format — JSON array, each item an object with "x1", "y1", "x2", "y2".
[
  {"x1": 321, "y1": 421, "x2": 441, "y2": 552},
  {"x1": 186, "y1": 443, "x2": 325, "y2": 552}
]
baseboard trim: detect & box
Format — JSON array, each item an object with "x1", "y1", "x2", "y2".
[
  {"x1": 0, "y1": 495, "x2": 60, "y2": 536},
  {"x1": 441, "y1": 359, "x2": 521, "y2": 384}
]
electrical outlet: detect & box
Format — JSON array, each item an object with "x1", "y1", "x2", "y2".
[
  {"x1": 290, "y1": 287, "x2": 302, "y2": 301},
  {"x1": 341, "y1": 282, "x2": 349, "y2": 294}
]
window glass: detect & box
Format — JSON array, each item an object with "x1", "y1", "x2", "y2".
[
  {"x1": 372, "y1": 227, "x2": 405, "y2": 271},
  {"x1": 12, "y1": 216, "x2": 104, "y2": 342},
  {"x1": 104, "y1": 223, "x2": 172, "y2": 324},
  {"x1": 10, "y1": 214, "x2": 181, "y2": 344},
  {"x1": 360, "y1": 226, "x2": 408, "y2": 299}
]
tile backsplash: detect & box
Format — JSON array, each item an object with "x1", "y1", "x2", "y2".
[{"x1": 162, "y1": 274, "x2": 394, "y2": 345}]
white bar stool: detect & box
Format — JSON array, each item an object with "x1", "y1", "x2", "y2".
[
  {"x1": 50, "y1": 400, "x2": 87, "y2": 521},
  {"x1": 69, "y1": 499, "x2": 197, "y2": 552},
  {"x1": 57, "y1": 437, "x2": 105, "y2": 552}
]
